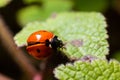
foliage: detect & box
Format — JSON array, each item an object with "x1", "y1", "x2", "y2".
[
  {"x1": 17, "y1": 0, "x2": 73, "y2": 26},
  {"x1": 0, "y1": 0, "x2": 11, "y2": 7},
  {"x1": 54, "y1": 59, "x2": 120, "y2": 80},
  {"x1": 74, "y1": 0, "x2": 108, "y2": 12}
]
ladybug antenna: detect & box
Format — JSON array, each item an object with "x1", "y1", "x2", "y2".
[{"x1": 51, "y1": 36, "x2": 63, "y2": 49}]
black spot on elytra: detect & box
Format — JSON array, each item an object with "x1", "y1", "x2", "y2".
[{"x1": 36, "y1": 49, "x2": 41, "y2": 53}]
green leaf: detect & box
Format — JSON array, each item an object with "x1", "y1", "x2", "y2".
[
  {"x1": 74, "y1": 0, "x2": 108, "y2": 12},
  {"x1": 54, "y1": 59, "x2": 120, "y2": 80},
  {"x1": 16, "y1": 5, "x2": 45, "y2": 26},
  {"x1": 17, "y1": 0, "x2": 73, "y2": 26},
  {"x1": 43, "y1": 0, "x2": 73, "y2": 13},
  {"x1": 0, "y1": 0, "x2": 11, "y2": 7},
  {"x1": 46, "y1": 12, "x2": 109, "y2": 59},
  {"x1": 23, "y1": 0, "x2": 42, "y2": 4},
  {"x1": 14, "y1": 12, "x2": 108, "y2": 59}
]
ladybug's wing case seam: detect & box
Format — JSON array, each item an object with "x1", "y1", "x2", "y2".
[{"x1": 28, "y1": 42, "x2": 46, "y2": 46}]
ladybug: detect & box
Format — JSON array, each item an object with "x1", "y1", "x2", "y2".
[{"x1": 26, "y1": 30, "x2": 63, "y2": 60}]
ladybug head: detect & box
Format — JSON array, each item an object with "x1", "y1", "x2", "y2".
[{"x1": 50, "y1": 36, "x2": 64, "y2": 50}]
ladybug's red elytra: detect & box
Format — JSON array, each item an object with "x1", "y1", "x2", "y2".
[{"x1": 26, "y1": 30, "x2": 63, "y2": 60}]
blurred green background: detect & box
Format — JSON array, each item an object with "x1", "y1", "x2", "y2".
[{"x1": 0, "y1": 0, "x2": 120, "y2": 80}]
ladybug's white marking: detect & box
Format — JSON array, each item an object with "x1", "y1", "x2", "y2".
[{"x1": 36, "y1": 34, "x2": 41, "y2": 41}]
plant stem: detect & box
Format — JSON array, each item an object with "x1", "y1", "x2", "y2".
[{"x1": 0, "y1": 16, "x2": 40, "y2": 80}]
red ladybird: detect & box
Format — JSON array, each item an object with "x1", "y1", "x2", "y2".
[{"x1": 26, "y1": 30, "x2": 63, "y2": 60}]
